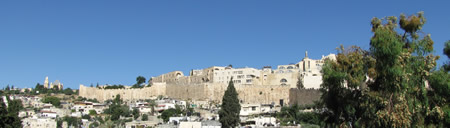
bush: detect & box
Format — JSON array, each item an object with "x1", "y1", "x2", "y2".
[{"x1": 42, "y1": 96, "x2": 61, "y2": 107}]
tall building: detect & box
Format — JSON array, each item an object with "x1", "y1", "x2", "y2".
[
  {"x1": 44, "y1": 76, "x2": 49, "y2": 88},
  {"x1": 43, "y1": 76, "x2": 64, "y2": 90}
]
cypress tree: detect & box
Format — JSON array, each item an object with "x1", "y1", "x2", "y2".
[{"x1": 219, "y1": 78, "x2": 241, "y2": 128}]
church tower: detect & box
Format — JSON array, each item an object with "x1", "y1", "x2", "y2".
[{"x1": 44, "y1": 76, "x2": 49, "y2": 88}]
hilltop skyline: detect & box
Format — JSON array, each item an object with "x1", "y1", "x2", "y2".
[{"x1": 1, "y1": 0, "x2": 449, "y2": 89}]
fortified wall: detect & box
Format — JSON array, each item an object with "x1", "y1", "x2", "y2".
[
  {"x1": 79, "y1": 83, "x2": 294, "y2": 106},
  {"x1": 79, "y1": 52, "x2": 331, "y2": 106},
  {"x1": 79, "y1": 83, "x2": 166, "y2": 102},
  {"x1": 288, "y1": 88, "x2": 321, "y2": 106}
]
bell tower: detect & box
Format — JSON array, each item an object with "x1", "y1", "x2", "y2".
[{"x1": 44, "y1": 76, "x2": 49, "y2": 88}]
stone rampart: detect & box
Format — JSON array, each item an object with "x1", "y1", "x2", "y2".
[
  {"x1": 288, "y1": 88, "x2": 321, "y2": 106},
  {"x1": 79, "y1": 83, "x2": 294, "y2": 106},
  {"x1": 79, "y1": 84, "x2": 166, "y2": 102}
]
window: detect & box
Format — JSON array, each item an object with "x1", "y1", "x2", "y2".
[
  {"x1": 246, "y1": 79, "x2": 252, "y2": 83},
  {"x1": 233, "y1": 71, "x2": 243, "y2": 74},
  {"x1": 280, "y1": 78, "x2": 287, "y2": 83},
  {"x1": 247, "y1": 75, "x2": 253, "y2": 78},
  {"x1": 287, "y1": 66, "x2": 293, "y2": 69},
  {"x1": 252, "y1": 106, "x2": 256, "y2": 111},
  {"x1": 237, "y1": 75, "x2": 244, "y2": 79}
]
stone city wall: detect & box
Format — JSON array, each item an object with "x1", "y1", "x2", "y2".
[
  {"x1": 79, "y1": 83, "x2": 166, "y2": 102},
  {"x1": 288, "y1": 88, "x2": 321, "y2": 106},
  {"x1": 79, "y1": 83, "x2": 293, "y2": 106}
]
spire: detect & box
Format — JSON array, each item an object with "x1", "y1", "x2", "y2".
[{"x1": 305, "y1": 51, "x2": 308, "y2": 58}]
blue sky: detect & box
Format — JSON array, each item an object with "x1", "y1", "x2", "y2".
[{"x1": 1, "y1": 0, "x2": 449, "y2": 89}]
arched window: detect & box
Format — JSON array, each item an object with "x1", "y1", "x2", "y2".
[
  {"x1": 280, "y1": 78, "x2": 287, "y2": 83},
  {"x1": 279, "y1": 66, "x2": 285, "y2": 69},
  {"x1": 287, "y1": 66, "x2": 293, "y2": 69}
]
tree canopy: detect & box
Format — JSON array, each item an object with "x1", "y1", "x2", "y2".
[
  {"x1": 219, "y1": 78, "x2": 241, "y2": 128},
  {"x1": 0, "y1": 96, "x2": 23, "y2": 128},
  {"x1": 42, "y1": 96, "x2": 61, "y2": 107},
  {"x1": 320, "y1": 12, "x2": 446, "y2": 127}
]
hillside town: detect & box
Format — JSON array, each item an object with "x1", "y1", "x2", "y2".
[
  {"x1": 1, "y1": 52, "x2": 331, "y2": 128},
  {"x1": 1, "y1": 2, "x2": 449, "y2": 127}
]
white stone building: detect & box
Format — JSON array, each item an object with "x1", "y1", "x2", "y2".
[
  {"x1": 22, "y1": 117, "x2": 58, "y2": 128},
  {"x1": 151, "y1": 51, "x2": 336, "y2": 89}
]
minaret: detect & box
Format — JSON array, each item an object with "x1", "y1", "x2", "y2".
[
  {"x1": 44, "y1": 76, "x2": 49, "y2": 88},
  {"x1": 305, "y1": 51, "x2": 308, "y2": 58}
]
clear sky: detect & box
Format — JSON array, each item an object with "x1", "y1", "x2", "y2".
[{"x1": 1, "y1": 0, "x2": 449, "y2": 89}]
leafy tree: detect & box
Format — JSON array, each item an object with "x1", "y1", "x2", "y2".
[
  {"x1": 34, "y1": 83, "x2": 47, "y2": 94},
  {"x1": 82, "y1": 114, "x2": 92, "y2": 120},
  {"x1": 104, "y1": 85, "x2": 125, "y2": 89},
  {"x1": 136, "y1": 76, "x2": 146, "y2": 85},
  {"x1": 42, "y1": 96, "x2": 61, "y2": 107},
  {"x1": 89, "y1": 110, "x2": 98, "y2": 116},
  {"x1": 133, "y1": 108, "x2": 140, "y2": 120},
  {"x1": 63, "y1": 88, "x2": 73, "y2": 95},
  {"x1": 277, "y1": 104, "x2": 323, "y2": 126},
  {"x1": 0, "y1": 96, "x2": 23, "y2": 128},
  {"x1": 132, "y1": 76, "x2": 146, "y2": 88},
  {"x1": 443, "y1": 41, "x2": 450, "y2": 71},
  {"x1": 219, "y1": 78, "x2": 241, "y2": 128},
  {"x1": 146, "y1": 99, "x2": 157, "y2": 115},
  {"x1": 320, "y1": 12, "x2": 443, "y2": 127},
  {"x1": 160, "y1": 108, "x2": 179, "y2": 122},
  {"x1": 103, "y1": 94, "x2": 132, "y2": 121},
  {"x1": 142, "y1": 114, "x2": 149, "y2": 121},
  {"x1": 89, "y1": 121, "x2": 99, "y2": 128},
  {"x1": 63, "y1": 116, "x2": 81, "y2": 127},
  {"x1": 320, "y1": 46, "x2": 368, "y2": 127},
  {"x1": 426, "y1": 42, "x2": 450, "y2": 126}
]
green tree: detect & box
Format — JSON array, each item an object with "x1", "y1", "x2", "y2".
[
  {"x1": 443, "y1": 41, "x2": 450, "y2": 71},
  {"x1": 34, "y1": 83, "x2": 47, "y2": 94},
  {"x1": 146, "y1": 99, "x2": 157, "y2": 115},
  {"x1": 82, "y1": 114, "x2": 92, "y2": 120},
  {"x1": 63, "y1": 88, "x2": 73, "y2": 95},
  {"x1": 89, "y1": 121, "x2": 99, "y2": 128},
  {"x1": 132, "y1": 108, "x2": 140, "y2": 120},
  {"x1": 132, "y1": 76, "x2": 146, "y2": 88},
  {"x1": 136, "y1": 76, "x2": 146, "y2": 85},
  {"x1": 103, "y1": 94, "x2": 132, "y2": 121},
  {"x1": 320, "y1": 12, "x2": 442, "y2": 127},
  {"x1": 5, "y1": 85, "x2": 10, "y2": 91},
  {"x1": 42, "y1": 96, "x2": 61, "y2": 107},
  {"x1": 142, "y1": 114, "x2": 149, "y2": 121},
  {"x1": 160, "y1": 108, "x2": 178, "y2": 122},
  {"x1": 0, "y1": 96, "x2": 23, "y2": 128},
  {"x1": 89, "y1": 110, "x2": 98, "y2": 116},
  {"x1": 427, "y1": 41, "x2": 450, "y2": 126},
  {"x1": 219, "y1": 78, "x2": 241, "y2": 128},
  {"x1": 63, "y1": 116, "x2": 81, "y2": 127}
]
